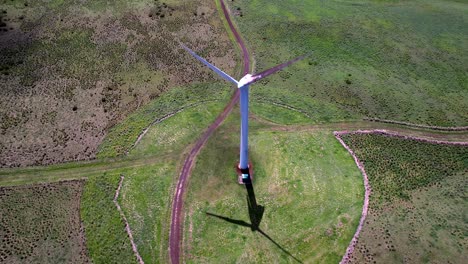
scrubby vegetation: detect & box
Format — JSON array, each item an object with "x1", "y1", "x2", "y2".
[
  {"x1": 341, "y1": 133, "x2": 467, "y2": 205},
  {"x1": 0, "y1": 0, "x2": 237, "y2": 167},
  {"x1": 183, "y1": 114, "x2": 364, "y2": 263},
  {"x1": 0, "y1": 180, "x2": 89, "y2": 263},
  {"x1": 340, "y1": 133, "x2": 467, "y2": 263},
  {"x1": 231, "y1": 0, "x2": 468, "y2": 126}
]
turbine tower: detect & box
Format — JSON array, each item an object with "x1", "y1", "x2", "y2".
[{"x1": 182, "y1": 44, "x2": 306, "y2": 183}]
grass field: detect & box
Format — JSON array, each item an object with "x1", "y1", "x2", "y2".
[
  {"x1": 1, "y1": 0, "x2": 467, "y2": 263},
  {"x1": 0, "y1": 180, "x2": 89, "y2": 263},
  {"x1": 250, "y1": 101, "x2": 314, "y2": 125},
  {"x1": 129, "y1": 102, "x2": 227, "y2": 157},
  {"x1": 118, "y1": 162, "x2": 175, "y2": 263},
  {"x1": 81, "y1": 172, "x2": 137, "y2": 264},
  {"x1": 230, "y1": 0, "x2": 468, "y2": 127},
  {"x1": 80, "y1": 161, "x2": 177, "y2": 264},
  {"x1": 340, "y1": 133, "x2": 467, "y2": 263},
  {"x1": 183, "y1": 112, "x2": 364, "y2": 263},
  {"x1": 0, "y1": 0, "x2": 237, "y2": 167}
]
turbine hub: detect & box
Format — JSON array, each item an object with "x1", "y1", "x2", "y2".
[{"x1": 238, "y1": 74, "x2": 254, "y2": 88}]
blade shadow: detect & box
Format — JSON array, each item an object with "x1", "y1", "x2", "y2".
[
  {"x1": 205, "y1": 183, "x2": 302, "y2": 263},
  {"x1": 205, "y1": 212, "x2": 251, "y2": 228}
]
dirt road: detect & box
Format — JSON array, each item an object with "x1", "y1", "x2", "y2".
[{"x1": 168, "y1": 1, "x2": 250, "y2": 263}]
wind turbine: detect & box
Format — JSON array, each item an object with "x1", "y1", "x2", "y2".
[{"x1": 182, "y1": 44, "x2": 307, "y2": 183}]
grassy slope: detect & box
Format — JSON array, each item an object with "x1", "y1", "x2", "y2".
[
  {"x1": 81, "y1": 161, "x2": 176, "y2": 264},
  {"x1": 230, "y1": 0, "x2": 468, "y2": 126},
  {"x1": 81, "y1": 172, "x2": 137, "y2": 264},
  {"x1": 128, "y1": 102, "x2": 225, "y2": 158},
  {"x1": 118, "y1": 162, "x2": 175, "y2": 263},
  {"x1": 183, "y1": 112, "x2": 364, "y2": 263},
  {"x1": 340, "y1": 133, "x2": 467, "y2": 263},
  {"x1": 251, "y1": 101, "x2": 313, "y2": 125}
]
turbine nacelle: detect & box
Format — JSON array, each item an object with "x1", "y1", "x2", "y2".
[
  {"x1": 182, "y1": 43, "x2": 308, "y2": 171},
  {"x1": 181, "y1": 43, "x2": 308, "y2": 89},
  {"x1": 238, "y1": 74, "x2": 255, "y2": 88}
]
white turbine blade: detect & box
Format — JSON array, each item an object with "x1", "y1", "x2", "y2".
[
  {"x1": 181, "y1": 44, "x2": 238, "y2": 85},
  {"x1": 246, "y1": 54, "x2": 309, "y2": 85}
]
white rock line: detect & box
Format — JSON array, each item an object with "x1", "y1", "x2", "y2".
[
  {"x1": 126, "y1": 100, "x2": 221, "y2": 155},
  {"x1": 114, "y1": 175, "x2": 145, "y2": 264},
  {"x1": 334, "y1": 129, "x2": 467, "y2": 264},
  {"x1": 364, "y1": 118, "x2": 468, "y2": 131},
  {"x1": 340, "y1": 129, "x2": 468, "y2": 146},
  {"x1": 334, "y1": 131, "x2": 371, "y2": 264}
]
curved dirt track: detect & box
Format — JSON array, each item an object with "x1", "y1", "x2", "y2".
[{"x1": 169, "y1": 1, "x2": 250, "y2": 263}]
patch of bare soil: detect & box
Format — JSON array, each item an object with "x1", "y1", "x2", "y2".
[
  {"x1": 0, "y1": 0, "x2": 236, "y2": 167},
  {"x1": 0, "y1": 180, "x2": 89, "y2": 263}
]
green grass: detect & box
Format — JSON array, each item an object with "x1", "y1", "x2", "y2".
[
  {"x1": 230, "y1": 0, "x2": 468, "y2": 126},
  {"x1": 340, "y1": 133, "x2": 467, "y2": 263},
  {"x1": 118, "y1": 162, "x2": 175, "y2": 263},
  {"x1": 0, "y1": 180, "x2": 89, "y2": 263},
  {"x1": 0, "y1": 153, "x2": 171, "y2": 187},
  {"x1": 250, "y1": 101, "x2": 314, "y2": 125},
  {"x1": 129, "y1": 101, "x2": 227, "y2": 158},
  {"x1": 183, "y1": 112, "x2": 364, "y2": 263},
  {"x1": 80, "y1": 161, "x2": 177, "y2": 264},
  {"x1": 81, "y1": 172, "x2": 137, "y2": 264}
]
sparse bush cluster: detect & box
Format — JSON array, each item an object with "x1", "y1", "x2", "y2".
[
  {"x1": 233, "y1": 6, "x2": 243, "y2": 17},
  {"x1": 0, "y1": 10, "x2": 12, "y2": 33},
  {"x1": 149, "y1": 0, "x2": 175, "y2": 19},
  {"x1": 0, "y1": 180, "x2": 89, "y2": 263}
]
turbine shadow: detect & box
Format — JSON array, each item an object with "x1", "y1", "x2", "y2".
[{"x1": 206, "y1": 183, "x2": 302, "y2": 263}]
